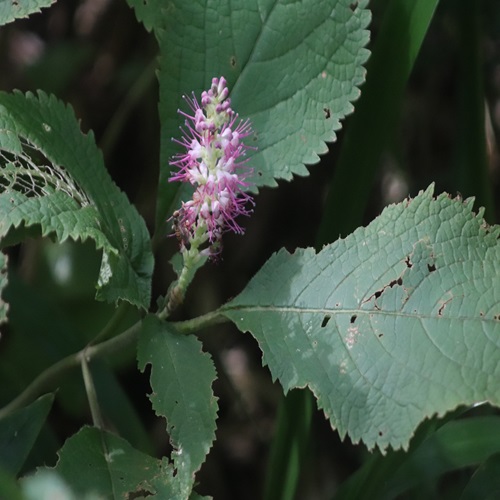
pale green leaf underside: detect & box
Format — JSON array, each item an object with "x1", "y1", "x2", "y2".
[
  {"x1": 30, "y1": 426, "x2": 177, "y2": 498},
  {"x1": 138, "y1": 315, "x2": 218, "y2": 497},
  {"x1": 155, "y1": 0, "x2": 370, "y2": 224},
  {"x1": 223, "y1": 185, "x2": 500, "y2": 452},
  {"x1": 0, "y1": 91, "x2": 153, "y2": 308},
  {"x1": 0, "y1": 0, "x2": 56, "y2": 26}
]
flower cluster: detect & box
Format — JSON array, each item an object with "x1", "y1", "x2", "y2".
[{"x1": 169, "y1": 77, "x2": 254, "y2": 257}]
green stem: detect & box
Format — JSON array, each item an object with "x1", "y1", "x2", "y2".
[
  {"x1": 0, "y1": 320, "x2": 140, "y2": 420},
  {"x1": 161, "y1": 238, "x2": 209, "y2": 317},
  {"x1": 0, "y1": 307, "x2": 227, "y2": 420},
  {"x1": 171, "y1": 310, "x2": 229, "y2": 333},
  {"x1": 81, "y1": 353, "x2": 105, "y2": 429}
]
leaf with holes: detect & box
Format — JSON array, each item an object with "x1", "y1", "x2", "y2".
[
  {"x1": 153, "y1": 0, "x2": 370, "y2": 227},
  {"x1": 137, "y1": 315, "x2": 218, "y2": 497},
  {"x1": 222, "y1": 184, "x2": 500, "y2": 452},
  {"x1": 0, "y1": 91, "x2": 153, "y2": 309},
  {"x1": 28, "y1": 426, "x2": 178, "y2": 498}
]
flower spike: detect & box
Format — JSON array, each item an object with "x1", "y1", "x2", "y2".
[{"x1": 168, "y1": 77, "x2": 255, "y2": 258}]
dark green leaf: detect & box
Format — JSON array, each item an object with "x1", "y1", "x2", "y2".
[
  {"x1": 92, "y1": 361, "x2": 154, "y2": 455},
  {"x1": 388, "y1": 416, "x2": 500, "y2": 498},
  {"x1": 0, "y1": 269, "x2": 94, "y2": 408},
  {"x1": 0, "y1": 466, "x2": 24, "y2": 500},
  {"x1": 335, "y1": 413, "x2": 500, "y2": 500},
  {"x1": 461, "y1": 452, "x2": 500, "y2": 500},
  {"x1": 0, "y1": 394, "x2": 54, "y2": 475}
]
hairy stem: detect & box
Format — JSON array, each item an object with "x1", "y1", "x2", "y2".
[{"x1": 171, "y1": 310, "x2": 229, "y2": 334}]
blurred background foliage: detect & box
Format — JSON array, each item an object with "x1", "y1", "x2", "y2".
[{"x1": 0, "y1": 0, "x2": 499, "y2": 498}]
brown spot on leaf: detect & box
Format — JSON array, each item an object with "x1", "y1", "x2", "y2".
[
  {"x1": 438, "y1": 297, "x2": 452, "y2": 316},
  {"x1": 321, "y1": 315, "x2": 331, "y2": 327},
  {"x1": 324, "y1": 107, "x2": 331, "y2": 119}
]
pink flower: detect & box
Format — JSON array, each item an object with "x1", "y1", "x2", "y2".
[{"x1": 169, "y1": 77, "x2": 255, "y2": 257}]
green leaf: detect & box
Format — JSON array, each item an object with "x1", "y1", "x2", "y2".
[
  {"x1": 137, "y1": 315, "x2": 218, "y2": 497},
  {"x1": 387, "y1": 416, "x2": 500, "y2": 498},
  {"x1": 0, "y1": 466, "x2": 24, "y2": 500},
  {"x1": 0, "y1": 91, "x2": 154, "y2": 309},
  {"x1": 0, "y1": 0, "x2": 56, "y2": 27},
  {"x1": 0, "y1": 394, "x2": 54, "y2": 475},
  {"x1": 91, "y1": 360, "x2": 154, "y2": 455},
  {"x1": 0, "y1": 270, "x2": 94, "y2": 408},
  {"x1": 154, "y1": 0, "x2": 370, "y2": 228},
  {"x1": 461, "y1": 452, "x2": 500, "y2": 500},
  {"x1": 33, "y1": 426, "x2": 176, "y2": 498},
  {"x1": 333, "y1": 415, "x2": 443, "y2": 500},
  {"x1": 0, "y1": 251, "x2": 7, "y2": 326},
  {"x1": 222, "y1": 185, "x2": 500, "y2": 452},
  {"x1": 0, "y1": 190, "x2": 111, "y2": 253},
  {"x1": 335, "y1": 413, "x2": 500, "y2": 500},
  {"x1": 126, "y1": 0, "x2": 164, "y2": 34}
]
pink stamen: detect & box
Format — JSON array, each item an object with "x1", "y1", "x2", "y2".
[{"x1": 168, "y1": 77, "x2": 255, "y2": 257}]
